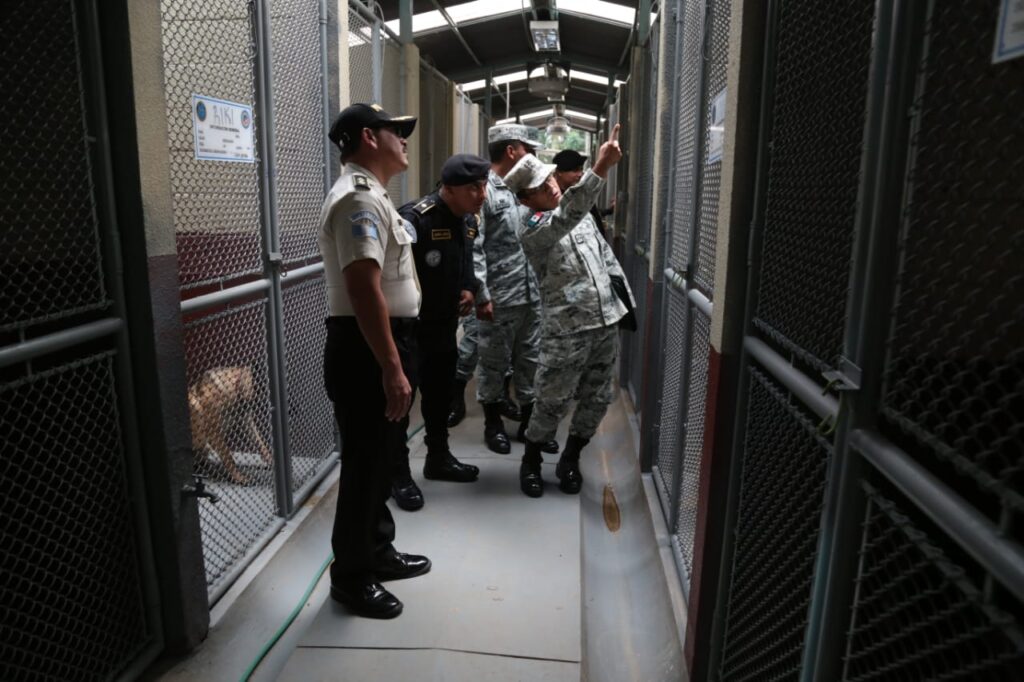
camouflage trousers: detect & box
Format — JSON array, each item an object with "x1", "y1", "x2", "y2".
[
  {"x1": 525, "y1": 324, "x2": 619, "y2": 443},
  {"x1": 454, "y1": 315, "x2": 478, "y2": 383},
  {"x1": 475, "y1": 301, "x2": 541, "y2": 404}
]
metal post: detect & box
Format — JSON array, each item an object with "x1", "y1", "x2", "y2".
[
  {"x1": 704, "y1": 0, "x2": 781, "y2": 674},
  {"x1": 320, "y1": 0, "x2": 332, "y2": 194},
  {"x1": 371, "y1": 18, "x2": 382, "y2": 104},
  {"x1": 253, "y1": 0, "x2": 295, "y2": 516},
  {"x1": 399, "y1": 0, "x2": 413, "y2": 43},
  {"x1": 641, "y1": 0, "x2": 687, "y2": 475},
  {"x1": 76, "y1": 0, "x2": 164, "y2": 670},
  {"x1": 802, "y1": 2, "x2": 928, "y2": 678}
]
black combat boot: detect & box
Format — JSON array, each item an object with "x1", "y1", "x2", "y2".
[
  {"x1": 423, "y1": 441, "x2": 479, "y2": 482},
  {"x1": 520, "y1": 440, "x2": 545, "y2": 498},
  {"x1": 516, "y1": 403, "x2": 559, "y2": 454},
  {"x1": 499, "y1": 374, "x2": 521, "y2": 421},
  {"x1": 555, "y1": 434, "x2": 589, "y2": 494},
  {"x1": 447, "y1": 378, "x2": 468, "y2": 428},
  {"x1": 483, "y1": 402, "x2": 511, "y2": 454}
]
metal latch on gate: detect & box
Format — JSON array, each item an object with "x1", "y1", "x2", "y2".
[
  {"x1": 182, "y1": 474, "x2": 219, "y2": 504},
  {"x1": 821, "y1": 356, "x2": 861, "y2": 394},
  {"x1": 267, "y1": 251, "x2": 288, "y2": 277}
]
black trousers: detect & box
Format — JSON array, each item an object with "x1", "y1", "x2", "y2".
[
  {"x1": 390, "y1": 318, "x2": 459, "y2": 480},
  {"x1": 324, "y1": 316, "x2": 416, "y2": 583},
  {"x1": 418, "y1": 318, "x2": 460, "y2": 452}
]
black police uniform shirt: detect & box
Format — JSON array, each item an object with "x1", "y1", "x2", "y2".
[{"x1": 399, "y1": 192, "x2": 480, "y2": 326}]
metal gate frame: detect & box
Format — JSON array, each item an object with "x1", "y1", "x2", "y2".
[
  {"x1": 0, "y1": 0, "x2": 164, "y2": 677},
  {"x1": 172, "y1": 0, "x2": 339, "y2": 602},
  {"x1": 706, "y1": 2, "x2": 1024, "y2": 680}
]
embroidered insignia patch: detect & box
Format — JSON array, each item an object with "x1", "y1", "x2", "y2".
[
  {"x1": 527, "y1": 212, "x2": 545, "y2": 228},
  {"x1": 353, "y1": 174, "x2": 370, "y2": 190},
  {"x1": 425, "y1": 250, "x2": 442, "y2": 267},
  {"x1": 467, "y1": 227, "x2": 478, "y2": 240},
  {"x1": 350, "y1": 210, "x2": 381, "y2": 239},
  {"x1": 431, "y1": 229, "x2": 452, "y2": 241}
]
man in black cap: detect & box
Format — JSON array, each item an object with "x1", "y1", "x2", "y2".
[
  {"x1": 319, "y1": 103, "x2": 428, "y2": 618},
  {"x1": 552, "y1": 149, "x2": 612, "y2": 240},
  {"x1": 388, "y1": 154, "x2": 490, "y2": 511}
]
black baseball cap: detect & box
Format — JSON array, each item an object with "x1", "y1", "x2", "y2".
[
  {"x1": 441, "y1": 154, "x2": 490, "y2": 186},
  {"x1": 329, "y1": 103, "x2": 417, "y2": 151},
  {"x1": 553, "y1": 149, "x2": 587, "y2": 172}
]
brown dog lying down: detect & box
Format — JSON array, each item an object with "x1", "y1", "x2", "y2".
[{"x1": 189, "y1": 366, "x2": 273, "y2": 484}]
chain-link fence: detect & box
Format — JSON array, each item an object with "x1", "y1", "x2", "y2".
[
  {"x1": 161, "y1": 0, "x2": 265, "y2": 290},
  {"x1": 0, "y1": 1, "x2": 109, "y2": 332},
  {"x1": 347, "y1": 7, "x2": 375, "y2": 109},
  {"x1": 640, "y1": 0, "x2": 728, "y2": 598},
  {"x1": 706, "y1": 0, "x2": 1024, "y2": 679},
  {"x1": 160, "y1": 0, "x2": 339, "y2": 599},
  {"x1": 879, "y1": 0, "x2": 1024, "y2": 526},
  {"x1": 843, "y1": 481, "x2": 1024, "y2": 681},
  {"x1": 751, "y1": 0, "x2": 875, "y2": 375},
  {"x1": 183, "y1": 301, "x2": 279, "y2": 595},
  {"x1": 1, "y1": 1, "x2": 159, "y2": 677},
  {"x1": 272, "y1": 0, "x2": 328, "y2": 265},
  {"x1": 1, "y1": 355, "x2": 153, "y2": 681},
  {"x1": 419, "y1": 64, "x2": 453, "y2": 194},
  {"x1": 382, "y1": 35, "x2": 405, "y2": 203},
  {"x1": 719, "y1": 369, "x2": 829, "y2": 681}
]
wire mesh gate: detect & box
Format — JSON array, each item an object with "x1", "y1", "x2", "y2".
[
  {"x1": 636, "y1": 0, "x2": 729, "y2": 598},
  {"x1": 711, "y1": 1, "x2": 1024, "y2": 680},
  {"x1": 1, "y1": 0, "x2": 162, "y2": 678},
  {"x1": 159, "y1": 0, "x2": 337, "y2": 601}
]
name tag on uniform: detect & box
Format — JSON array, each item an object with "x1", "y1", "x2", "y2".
[{"x1": 432, "y1": 229, "x2": 452, "y2": 241}]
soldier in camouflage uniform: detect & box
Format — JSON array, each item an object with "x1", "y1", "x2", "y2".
[
  {"x1": 503, "y1": 126, "x2": 631, "y2": 498},
  {"x1": 447, "y1": 317, "x2": 522, "y2": 427},
  {"x1": 473, "y1": 124, "x2": 558, "y2": 455}
]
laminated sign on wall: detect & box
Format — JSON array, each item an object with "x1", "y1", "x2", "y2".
[{"x1": 192, "y1": 94, "x2": 255, "y2": 163}]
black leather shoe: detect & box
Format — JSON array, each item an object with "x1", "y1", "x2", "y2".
[
  {"x1": 423, "y1": 452, "x2": 479, "y2": 482},
  {"x1": 520, "y1": 460, "x2": 544, "y2": 498},
  {"x1": 540, "y1": 439, "x2": 559, "y2": 454},
  {"x1": 330, "y1": 581, "x2": 403, "y2": 619},
  {"x1": 483, "y1": 402, "x2": 511, "y2": 454},
  {"x1": 556, "y1": 459, "x2": 583, "y2": 494},
  {"x1": 375, "y1": 552, "x2": 432, "y2": 581},
  {"x1": 391, "y1": 476, "x2": 424, "y2": 511}
]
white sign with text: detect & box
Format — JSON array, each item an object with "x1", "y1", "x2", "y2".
[{"x1": 192, "y1": 94, "x2": 255, "y2": 163}]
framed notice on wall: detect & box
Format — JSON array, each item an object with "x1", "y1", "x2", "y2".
[
  {"x1": 993, "y1": 0, "x2": 1024, "y2": 63},
  {"x1": 191, "y1": 94, "x2": 255, "y2": 163}
]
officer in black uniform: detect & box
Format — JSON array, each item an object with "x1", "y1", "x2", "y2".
[{"x1": 389, "y1": 154, "x2": 491, "y2": 510}]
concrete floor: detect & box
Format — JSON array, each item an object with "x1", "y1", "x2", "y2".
[{"x1": 152, "y1": 386, "x2": 686, "y2": 682}]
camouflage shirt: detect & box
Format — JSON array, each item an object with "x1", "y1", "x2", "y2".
[
  {"x1": 473, "y1": 170, "x2": 540, "y2": 307},
  {"x1": 519, "y1": 171, "x2": 635, "y2": 337}
]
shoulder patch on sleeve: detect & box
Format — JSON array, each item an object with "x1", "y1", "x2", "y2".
[
  {"x1": 350, "y1": 210, "x2": 381, "y2": 240},
  {"x1": 412, "y1": 196, "x2": 437, "y2": 215},
  {"x1": 527, "y1": 211, "x2": 546, "y2": 228},
  {"x1": 353, "y1": 174, "x2": 371, "y2": 190}
]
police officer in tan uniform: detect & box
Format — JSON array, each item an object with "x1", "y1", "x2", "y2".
[{"x1": 320, "y1": 103, "x2": 429, "y2": 619}]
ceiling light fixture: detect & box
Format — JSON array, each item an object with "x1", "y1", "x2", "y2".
[{"x1": 530, "y1": 20, "x2": 560, "y2": 51}]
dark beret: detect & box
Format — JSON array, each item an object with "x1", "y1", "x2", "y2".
[
  {"x1": 441, "y1": 153, "x2": 490, "y2": 186},
  {"x1": 553, "y1": 149, "x2": 587, "y2": 172}
]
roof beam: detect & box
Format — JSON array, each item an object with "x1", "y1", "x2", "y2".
[
  {"x1": 431, "y1": 0, "x2": 482, "y2": 66},
  {"x1": 447, "y1": 53, "x2": 627, "y2": 83}
]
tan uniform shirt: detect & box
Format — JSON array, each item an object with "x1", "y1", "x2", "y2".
[{"x1": 318, "y1": 162, "x2": 420, "y2": 318}]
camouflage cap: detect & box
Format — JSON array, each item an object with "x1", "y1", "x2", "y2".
[
  {"x1": 487, "y1": 123, "x2": 541, "y2": 147},
  {"x1": 503, "y1": 154, "x2": 557, "y2": 194}
]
